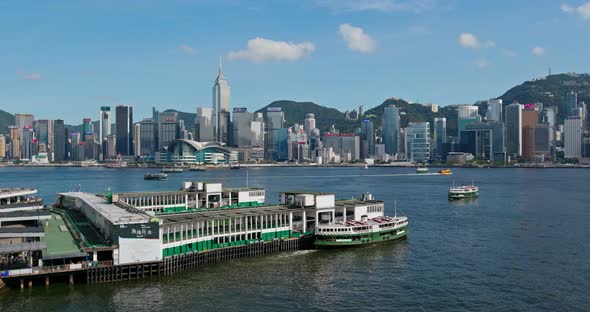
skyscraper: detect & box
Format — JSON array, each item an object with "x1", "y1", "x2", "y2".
[
  {"x1": 53, "y1": 119, "x2": 66, "y2": 161},
  {"x1": 566, "y1": 91, "x2": 578, "y2": 117},
  {"x1": 304, "y1": 113, "x2": 316, "y2": 138},
  {"x1": 158, "y1": 111, "x2": 178, "y2": 150},
  {"x1": 139, "y1": 119, "x2": 157, "y2": 157},
  {"x1": 8, "y1": 126, "x2": 20, "y2": 159},
  {"x1": 232, "y1": 108, "x2": 254, "y2": 148},
  {"x1": 134, "y1": 123, "x2": 141, "y2": 157},
  {"x1": 505, "y1": 103, "x2": 522, "y2": 158},
  {"x1": 486, "y1": 99, "x2": 503, "y2": 122},
  {"x1": 265, "y1": 107, "x2": 285, "y2": 160},
  {"x1": 359, "y1": 105, "x2": 365, "y2": 117},
  {"x1": 564, "y1": 116, "x2": 582, "y2": 159},
  {"x1": 405, "y1": 122, "x2": 431, "y2": 162},
  {"x1": 521, "y1": 105, "x2": 539, "y2": 161},
  {"x1": 212, "y1": 60, "x2": 230, "y2": 143},
  {"x1": 360, "y1": 119, "x2": 375, "y2": 159},
  {"x1": 33, "y1": 120, "x2": 49, "y2": 146},
  {"x1": 99, "y1": 107, "x2": 111, "y2": 160},
  {"x1": 458, "y1": 105, "x2": 479, "y2": 141},
  {"x1": 115, "y1": 105, "x2": 134, "y2": 156},
  {"x1": 0, "y1": 135, "x2": 5, "y2": 159},
  {"x1": 382, "y1": 105, "x2": 400, "y2": 155},
  {"x1": 434, "y1": 117, "x2": 447, "y2": 160},
  {"x1": 195, "y1": 107, "x2": 214, "y2": 142}
]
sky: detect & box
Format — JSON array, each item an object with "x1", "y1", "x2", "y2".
[{"x1": 2, "y1": 0, "x2": 590, "y2": 124}]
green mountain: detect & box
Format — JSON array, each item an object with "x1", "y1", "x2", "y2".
[
  {"x1": 256, "y1": 100, "x2": 347, "y2": 132},
  {"x1": 0, "y1": 110, "x2": 15, "y2": 135},
  {"x1": 498, "y1": 73, "x2": 590, "y2": 124}
]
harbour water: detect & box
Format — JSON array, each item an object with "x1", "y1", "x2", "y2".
[{"x1": 0, "y1": 167, "x2": 589, "y2": 311}]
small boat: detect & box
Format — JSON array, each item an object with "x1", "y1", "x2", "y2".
[
  {"x1": 438, "y1": 168, "x2": 452, "y2": 175},
  {"x1": 189, "y1": 167, "x2": 206, "y2": 172},
  {"x1": 144, "y1": 173, "x2": 167, "y2": 180},
  {"x1": 230, "y1": 164, "x2": 241, "y2": 170},
  {"x1": 363, "y1": 164, "x2": 369, "y2": 169},
  {"x1": 448, "y1": 181, "x2": 479, "y2": 200},
  {"x1": 161, "y1": 168, "x2": 183, "y2": 173},
  {"x1": 416, "y1": 167, "x2": 428, "y2": 174}
]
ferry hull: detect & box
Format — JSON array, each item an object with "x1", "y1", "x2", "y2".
[
  {"x1": 314, "y1": 229, "x2": 408, "y2": 249},
  {"x1": 448, "y1": 192, "x2": 478, "y2": 200}
]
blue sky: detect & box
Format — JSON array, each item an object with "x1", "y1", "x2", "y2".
[{"x1": 2, "y1": 0, "x2": 590, "y2": 123}]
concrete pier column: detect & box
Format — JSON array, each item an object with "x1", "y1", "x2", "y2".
[
  {"x1": 69, "y1": 275, "x2": 74, "y2": 285},
  {"x1": 20, "y1": 279, "x2": 24, "y2": 289},
  {"x1": 45, "y1": 277, "x2": 50, "y2": 287},
  {"x1": 28, "y1": 280, "x2": 32, "y2": 288},
  {"x1": 289, "y1": 212, "x2": 293, "y2": 232},
  {"x1": 302, "y1": 211, "x2": 307, "y2": 233}
]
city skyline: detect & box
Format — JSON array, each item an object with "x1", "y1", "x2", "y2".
[{"x1": 3, "y1": 1, "x2": 590, "y2": 123}]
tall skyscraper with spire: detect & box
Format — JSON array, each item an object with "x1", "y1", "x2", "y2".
[{"x1": 212, "y1": 58, "x2": 230, "y2": 143}]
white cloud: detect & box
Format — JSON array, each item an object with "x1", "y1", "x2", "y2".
[
  {"x1": 228, "y1": 37, "x2": 315, "y2": 62},
  {"x1": 339, "y1": 24, "x2": 376, "y2": 53},
  {"x1": 561, "y1": 2, "x2": 590, "y2": 19},
  {"x1": 22, "y1": 73, "x2": 42, "y2": 80},
  {"x1": 476, "y1": 58, "x2": 490, "y2": 69},
  {"x1": 459, "y1": 33, "x2": 480, "y2": 48},
  {"x1": 532, "y1": 46, "x2": 545, "y2": 55},
  {"x1": 459, "y1": 33, "x2": 495, "y2": 49},
  {"x1": 314, "y1": 0, "x2": 434, "y2": 13},
  {"x1": 179, "y1": 44, "x2": 196, "y2": 55}
]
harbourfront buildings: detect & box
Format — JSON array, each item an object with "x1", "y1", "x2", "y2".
[
  {"x1": 564, "y1": 116, "x2": 582, "y2": 159},
  {"x1": 486, "y1": 99, "x2": 502, "y2": 122},
  {"x1": 458, "y1": 105, "x2": 479, "y2": 141},
  {"x1": 433, "y1": 117, "x2": 446, "y2": 160},
  {"x1": 405, "y1": 122, "x2": 430, "y2": 162}
]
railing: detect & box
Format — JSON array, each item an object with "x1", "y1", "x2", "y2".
[{"x1": 1, "y1": 260, "x2": 114, "y2": 277}]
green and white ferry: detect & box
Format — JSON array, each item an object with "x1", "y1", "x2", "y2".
[
  {"x1": 313, "y1": 194, "x2": 408, "y2": 248},
  {"x1": 448, "y1": 182, "x2": 479, "y2": 200}
]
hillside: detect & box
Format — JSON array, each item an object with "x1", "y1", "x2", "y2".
[
  {"x1": 0, "y1": 110, "x2": 15, "y2": 135},
  {"x1": 256, "y1": 100, "x2": 346, "y2": 132},
  {"x1": 498, "y1": 73, "x2": 590, "y2": 124}
]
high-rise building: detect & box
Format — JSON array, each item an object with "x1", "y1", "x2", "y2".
[
  {"x1": 82, "y1": 118, "x2": 93, "y2": 138},
  {"x1": 533, "y1": 125, "x2": 550, "y2": 160},
  {"x1": 232, "y1": 108, "x2": 254, "y2": 148},
  {"x1": 265, "y1": 108, "x2": 285, "y2": 160},
  {"x1": 461, "y1": 122, "x2": 506, "y2": 162},
  {"x1": 212, "y1": 61, "x2": 230, "y2": 143},
  {"x1": 0, "y1": 135, "x2": 5, "y2": 159},
  {"x1": 505, "y1": 103, "x2": 523, "y2": 158},
  {"x1": 106, "y1": 134, "x2": 116, "y2": 159},
  {"x1": 566, "y1": 91, "x2": 578, "y2": 117},
  {"x1": 158, "y1": 111, "x2": 178, "y2": 150},
  {"x1": 405, "y1": 122, "x2": 430, "y2": 162},
  {"x1": 133, "y1": 123, "x2": 141, "y2": 157},
  {"x1": 99, "y1": 106, "x2": 111, "y2": 158},
  {"x1": 361, "y1": 119, "x2": 375, "y2": 159},
  {"x1": 458, "y1": 105, "x2": 479, "y2": 141},
  {"x1": 486, "y1": 99, "x2": 503, "y2": 122},
  {"x1": 195, "y1": 107, "x2": 214, "y2": 142},
  {"x1": 33, "y1": 120, "x2": 49, "y2": 146},
  {"x1": 70, "y1": 133, "x2": 81, "y2": 161},
  {"x1": 21, "y1": 127, "x2": 34, "y2": 160},
  {"x1": 53, "y1": 119, "x2": 66, "y2": 161},
  {"x1": 521, "y1": 105, "x2": 539, "y2": 161},
  {"x1": 434, "y1": 117, "x2": 447, "y2": 160},
  {"x1": 139, "y1": 119, "x2": 157, "y2": 157},
  {"x1": 564, "y1": 116, "x2": 582, "y2": 159},
  {"x1": 115, "y1": 105, "x2": 134, "y2": 156},
  {"x1": 304, "y1": 113, "x2": 316, "y2": 138},
  {"x1": 382, "y1": 105, "x2": 400, "y2": 155},
  {"x1": 359, "y1": 105, "x2": 365, "y2": 117},
  {"x1": 8, "y1": 126, "x2": 20, "y2": 159},
  {"x1": 321, "y1": 133, "x2": 360, "y2": 161},
  {"x1": 15, "y1": 114, "x2": 34, "y2": 131}
]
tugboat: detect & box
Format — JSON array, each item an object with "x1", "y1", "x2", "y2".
[
  {"x1": 144, "y1": 173, "x2": 168, "y2": 180},
  {"x1": 416, "y1": 167, "x2": 428, "y2": 174},
  {"x1": 448, "y1": 181, "x2": 479, "y2": 200},
  {"x1": 438, "y1": 168, "x2": 452, "y2": 175},
  {"x1": 314, "y1": 197, "x2": 408, "y2": 248}
]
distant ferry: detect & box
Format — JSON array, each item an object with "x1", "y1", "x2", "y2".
[
  {"x1": 189, "y1": 167, "x2": 206, "y2": 172},
  {"x1": 144, "y1": 173, "x2": 167, "y2": 180},
  {"x1": 438, "y1": 169, "x2": 452, "y2": 175},
  {"x1": 448, "y1": 182, "x2": 479, "y2": 200},
  {"x1": 161, "y1": 168, "x2": 183, "y2": 173},
  {"x1": 314, "y1": 196, "x2": 408, "y2": 248},
  {"x1": 416, "y1": 167, "x2": 428, "y2": 174}
]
